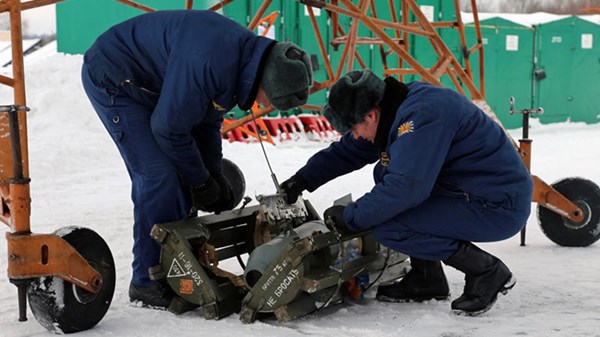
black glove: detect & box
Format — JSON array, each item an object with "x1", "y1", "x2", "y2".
[
  {"x1": 323, "y1": 205, "x2": 349, "y2": 231},
  {"x1": 280, "y1": 174, "x2": 308, "y2": 204},
  {"x1": 190, "y1": 177, "x2": 221, "y2": 212},
  {"x1": 211, "y1": 172, "x2": 235, "y2": 213}
]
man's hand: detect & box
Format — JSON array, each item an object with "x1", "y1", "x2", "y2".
[
  {"x1": 211, "y1": 172, "x2": 235, "y2": 212},
  {"x1": 190, "y1": 177, "x2": 221, "y2": 212},
  {"x1": 280, "y1": 174, "x2": 308, "y2": 204},
  {"x1": 323, "y1": 205, "x2": 349, "y2": 231}
]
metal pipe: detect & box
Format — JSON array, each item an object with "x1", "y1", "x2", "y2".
[
  {"x1": 470, "y1": 0, "x2": 485, "y2": 97},
  {"x1": 248, "y1": 0, "x2": 273, "y2": 30},
  {"x1": 208, "y1": 0, "x2": 235, "y2": 12},
  {"x1": 344, "y1": 0, "x2": 368, "y2": 71},
  {"x1": 306, "y1": 5, "x2": 334, "y2": 80},
  {"x1": 0, "y1": 74, "x2": 15, "y2": 86},
  {"x1": 453, "y1": 0, "x2": 473, "y2": 78},
  {"x1": 0, "y1": 0, "x2": 65, "y2": 13},
  {"x1": 8, "y1": 107, "x2": 24, "y2": 181},
  {"x1": 6, "y1": 0, "x2": 31, "y2": 235},
  {"x1": 114, "y1": 0, "x2": 155, "y2": 12}
]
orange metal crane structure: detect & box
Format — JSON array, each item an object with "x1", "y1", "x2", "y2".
[{"x1": 1, "y1": 0, "x2": 598, "y2": 333}]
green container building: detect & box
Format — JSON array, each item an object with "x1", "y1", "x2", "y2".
[
  {"x1": 534, "y1": 16, "x2": 600, "y2": 124},
  {"x1": 56, "y1": 3, "x2": 600, "y2": 127},
  {"x1": 57, "y1": 0, "x2": 210, "y2": 54},
  {"x1": 464, "y1": 17, "x2": 535, "y2": 129}
]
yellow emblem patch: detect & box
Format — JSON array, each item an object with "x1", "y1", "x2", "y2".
[
  {"x1": 397, "y1": 121, "x2": 414, "y2": 137},
  {"x1": 380, "y1": 152, "x2": 390, "y2": 166},
  {"x1": 212, "y1": 101, "x2": 226, "y2": 112}
]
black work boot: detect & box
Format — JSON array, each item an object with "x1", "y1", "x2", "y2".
[
  {"x1": 129, "y1": 282, "x2": 174, "y2": 309},
  {"x1": 376, "y1": 257, "x2": 450, "y2": 302},
  {"x1": 443, "y1": 242, "x2": 516, "y2": 316}
]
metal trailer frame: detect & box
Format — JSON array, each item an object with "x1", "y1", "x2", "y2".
[
  {"x1": 149, "y1": 192, "x2": 409, "y2": 323},
  {"x1": 0, "y1": 0, "x2": 106, "y2": 325},
  {"x1": 0, "y1": 0, "x2": 592, "y2": 330}
]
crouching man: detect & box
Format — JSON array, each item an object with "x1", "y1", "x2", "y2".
[{"x1": 280, "y1": 69, "x2": 533, "y2": 316}]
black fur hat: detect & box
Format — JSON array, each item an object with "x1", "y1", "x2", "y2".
[
  {"x1": 323, "y1": 69, "x2": 385, "y2": 133},
  {"x1": 261, "y1": 42, "x2": 313, "y2": 111}
]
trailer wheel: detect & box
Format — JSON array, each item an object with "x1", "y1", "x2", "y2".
[
  {"x1": 27, "y1": 227, "x2": 115, "y2": 333},
  {"x1": 223, "y1": 158, "x2": 246, "y2": 208},
  {"x1": 537, "y1": 178, "x2": 600, "y2": 247}
]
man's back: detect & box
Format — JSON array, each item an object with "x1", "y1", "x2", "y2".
[
  {"x1": 401, "y1": 82, "x2": 532, "y2": 208},
  {"x1": 84, "y1": 10, "x2": 255, "y2": 90}
]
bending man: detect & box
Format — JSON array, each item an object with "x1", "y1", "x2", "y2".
[{"x1": 82, "y1": 10, "x2": 313, "y2": 308}]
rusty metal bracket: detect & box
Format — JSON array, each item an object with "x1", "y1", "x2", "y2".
[
  {"x1": 6, "y1": 233, "x2": 103, "y2": 293},
  {"x1": 532, "y1": 176, "x2": 585, "y2": 223}
]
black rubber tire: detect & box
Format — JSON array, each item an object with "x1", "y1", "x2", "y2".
[
  {"x1": 223, "y1": 157, "x2": 246, "y2": 208},
  {"x1": 537, "y1": 177, "x2": 600, "y2": 247},
  {"x1": 27, "y1": 227, "x2": 115, "y2": 333}
]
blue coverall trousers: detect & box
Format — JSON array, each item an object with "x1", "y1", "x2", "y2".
[
  {"x1": 81, "y1": 65, "x2": 190, "y2": 286},
  {"x1": 372, "y1": 195, "x2": 531, "y2": 261}
]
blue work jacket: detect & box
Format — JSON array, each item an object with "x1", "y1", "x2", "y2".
[
  {"x1": 84, "y1": 10, "x2": 275, "y2": 185},
  {"x1": 297, "y1": 82, "x2": 533, "y2": 231}
]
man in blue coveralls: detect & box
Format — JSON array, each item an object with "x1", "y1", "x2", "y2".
[
  {"x1": 81, "y1": 10, "x2": 313, "y2": 308},
  {"x1": 281, "y1": 69, "x2": 532, "y2": 316}
]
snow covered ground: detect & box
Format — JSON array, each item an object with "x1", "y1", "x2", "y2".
[{"x1": 1, "y1": 48, "x2": 599, "y2": 337}]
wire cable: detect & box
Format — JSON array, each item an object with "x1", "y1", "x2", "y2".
[{"x1": 250, "y1": 110, "x2": 282, "y2": 193}]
